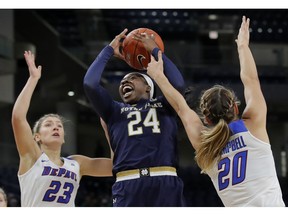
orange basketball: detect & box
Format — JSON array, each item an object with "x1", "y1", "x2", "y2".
[{"x1": 122, "y1": 28, "x2": 164, "y2": 71}]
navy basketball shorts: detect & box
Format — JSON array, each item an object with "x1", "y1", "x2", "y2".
[{"x1": 112, "y1": 175, "x2": 186, "y2": 207}]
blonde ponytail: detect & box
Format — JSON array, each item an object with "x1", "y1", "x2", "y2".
[{"x1": 195, "y1": 119, "x2": 231, "y2": 172}]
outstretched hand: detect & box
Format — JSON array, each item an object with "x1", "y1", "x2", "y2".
[
  {"x1": 235, "y1": 16, "x2": 250, "y2": 48},
  {"x1": 109, "y1": 28, "x2": 128, "y2": 60},
  {"x1": 24, "y1": 50, "x2": 42, "y2": 80},
  {"x1": 147, "y1": 50, "x2": 163, "y2": 80},
  {"x1": 133, "y1": 32, "x2": 158, "y2": 53}
]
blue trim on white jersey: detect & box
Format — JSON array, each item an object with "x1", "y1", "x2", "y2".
[{"x1": 229, "y1": 120, "x2": 248, "y2": 135}]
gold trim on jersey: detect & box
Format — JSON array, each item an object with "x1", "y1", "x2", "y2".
[{"x1": 116, "y1": 166, "x2": 177, "y2": 182}]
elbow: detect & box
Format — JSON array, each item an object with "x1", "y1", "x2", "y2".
[
  {"x1": 240, "y1": 72, "x2": 260, "y2": 85},
  {"x1": 11, "y1": 108, "x2": 19, "y2": 122},
  {"x1": 11, "y1": 114, "x2": 16, "y2": 126},
  {"x1": 83, "y1": 79, "x2": 90, "y2": 91},
  {"x1": 83, "y1": 74, "x2": 91, "y2": 89},
  {"x1": 83, "y1": 81, "x2": 91, "y2": 96},
  {"x1": 83, "y1": 82, "x2": 94, "y2": 101},
  {"x1": 83, "y1": 80, "x2": 103, "y2": 107},
  {"x1": 11, "y1": 110, "x2": 24, "y2": 128},
  {"x1": 83, "y1": 82, "x2": 98, "y2": 100},
  {"x1": 83, "y1": 76, "x2": 99, "y2": 93}
]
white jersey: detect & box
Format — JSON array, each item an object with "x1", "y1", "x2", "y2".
[
  {"x1": 18, "y1": 153, "x2": 81, "y2": 207},
  {"x1": 206, "y1": 120, "x2": 285, "y2": 207}
]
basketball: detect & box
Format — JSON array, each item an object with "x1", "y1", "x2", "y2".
[{"x1": 122, "y1": 28, "x2": 164, "y2": 71}]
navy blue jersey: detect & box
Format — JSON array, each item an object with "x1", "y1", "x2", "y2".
[{"x1": 84, "y1": 45, "x2": 185, "y2": 176}]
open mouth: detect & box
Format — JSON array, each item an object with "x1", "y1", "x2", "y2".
[
  {"x1": 52, "y1": 132, "x2": 60, "y2": 137},
  {"x1": 123, "y1": 85, "x2": 134, "y2": 98}
]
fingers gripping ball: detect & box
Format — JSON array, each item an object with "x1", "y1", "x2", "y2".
[{"x1": 122, "y1": 28, "x2": 164, "y2": 70}]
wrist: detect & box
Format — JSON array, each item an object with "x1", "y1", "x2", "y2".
[
  {"x1": 237, "y1": 44, "x2": 249, "y2": 50},
  {"x1": 153, "y1": 72, "x2": 166, "y2": 83}
]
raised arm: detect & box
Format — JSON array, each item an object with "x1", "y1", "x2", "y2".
[
  {"x1": 236, "y1": 16, "x2": 268, "y2": 142},
  {"x1": 11, "y1": 51, "x2": 42, "y2": 174},
  {"x1": 147, "y1": 51, "x2": 203, "y2": 150},
  {"x1": 83, "y1": 29, "x2": 128, "y2": 122},
  {"x1": 83, "y1": 45, "x2": 116, "y2": 121}
]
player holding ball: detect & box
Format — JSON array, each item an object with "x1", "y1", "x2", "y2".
[
  {"x1": 83, "y1": 28, "x2": 187, "y2": 207},
  {"x1": 122, "y1": 28, "x2": 165, "y2": 70}
]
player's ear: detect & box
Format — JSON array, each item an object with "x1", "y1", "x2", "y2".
[
  {"x1": 34, "y1": 133, "x2": 41, "y2": 142},
  {"x1": 146, "y1": 85, "x2": 151, "y2": 93}
]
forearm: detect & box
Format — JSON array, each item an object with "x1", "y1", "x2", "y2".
[
  {"x1": 238, "y1": 45, "x2": 259, "y2": 83},
  {"x1": 153, "y1": 73, "x2": 186, "y2": 115},
  {"x1": 12, "y1": 77, "x2": 39, "y2": 120}
]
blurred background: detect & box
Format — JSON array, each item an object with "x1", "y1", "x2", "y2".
[{"x1": 0, "y1": 8, "x2": 288, "y2": 207}]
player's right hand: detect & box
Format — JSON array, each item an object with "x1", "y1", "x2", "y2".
[{"x1": 109, "y1": 28, "x2": 128, "y2": 60}]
